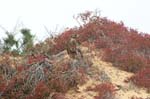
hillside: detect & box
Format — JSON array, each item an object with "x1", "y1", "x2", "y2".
[
  {"x1": 0, "y1": 45, "x2": 149, "y2": 99},
  {"x1": 0, "y1": 11, "x2": 150, "y2": 99},
  {"x1": 66, "y1": 46, "x2": 150, "y2": 99}
]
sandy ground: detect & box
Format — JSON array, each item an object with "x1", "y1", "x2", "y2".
[{"x1": 65, "y1": 47, "x2": 150, "y2": 99}]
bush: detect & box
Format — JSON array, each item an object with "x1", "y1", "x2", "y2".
[
  {"x1": 128, "y1": 68, "x2": 150, "y2": 90},
  {"x1": 1, "y1": 28, "x2": 35, "y2": 55},
  {"x1": 110, "y1": 51, "x2": 147, "y2": 72},
  {"x1": 0, "y1": 53, "x2": 87, "y2": 99},
  {"x1": 86, "y1": 83, "x2": 116, "y2": 99},
  {"x1": 50, "y1": 29, "x2": 75, "y2": 55},
  {"x1": 26, "y1": 81, "x2": 50, "y2": 99},
  {"x1": 48, "y1": 63, "x2": 87, "y2": 93},
  {"x1": 21, "y1": 28, "x2": 34, "y2": 53}
]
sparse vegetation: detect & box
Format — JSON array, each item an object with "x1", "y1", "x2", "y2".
[
  {"x1": 127, "y1": 68, "x2": 150, "y2": 91},
  {"x1": 86, "y1": 83, "x2": 116, "y2": 99},
  {"x1": 0, "y1": 10, "x2": 150, "y2": 99}
]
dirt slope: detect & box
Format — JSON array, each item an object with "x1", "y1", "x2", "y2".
[{"x1": 65, "y1": 46, "x2": 150, "y2": 99}]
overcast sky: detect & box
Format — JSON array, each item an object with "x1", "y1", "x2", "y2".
[{"x1": 0, "y1": 0, "x2": 149, "y2": 41}]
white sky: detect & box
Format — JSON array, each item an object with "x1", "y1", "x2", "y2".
[{"x1": 0, "y1": 0, "x2": 150, "y2": 41}]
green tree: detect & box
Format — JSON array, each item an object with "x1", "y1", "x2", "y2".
[
  {"x1": 0, "y1": 40, "x2": 4, "y2": 54},
  {"x1": 3, "y1": 32, "x2": 18, "y2": 53},
  {"x1": 20, "y1": 28, "x2": 34, "y2": 53}
]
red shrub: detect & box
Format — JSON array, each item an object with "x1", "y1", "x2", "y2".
[
  {"x1": 27, "y1": 54, "x2": 47, "y2": 64},
  {"x1": 48, "y1": 63, "x2": 87, "y2": 93},
  {"x1": 0, "y1": 82, "x2": 6, "y2": 92},
  {"x1": 94, "y1": 39, "x2": 108, "y2": 49},
  {"x1": 0, "y1": 75, "x2": 7, "y2": 92},
  {"x1": 50, "y1": 29, "x2": 75, "y2": 54},
  {"x1": 108, "y1": 32, "x2": 149, "y2": 72},
  {"x1": 1, "y1": 76, "x2": 21, "y2": 99},
  {"x1": 27, "y1": 81, "x2": 50, "y2": 99},
  {"x1": 102, "y1": 35, "x2": 149, "y2": 73},
  {"x1": 86, "y1": 83, "x2": 116, "y2": 99},
  {"x1": 116, "y1": 53, "x2": 147, "y2": 72},
  {"x1": 16, "y1": 65, "x2": 26, "y2": 72},
  {"x1": 129, "y1": 68, "x2": 150, "y2": 89}
]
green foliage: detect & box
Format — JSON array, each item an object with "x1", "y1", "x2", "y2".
[
  {"x1": 2, "y1": 28, "x2": 34, "y2": 55},
  {"x1": 0, "y1": 40, "x2": 3, "y2": 54},
  {"x1": 3, "y1": 32, "x2": 18, "y2": 52},
  {"x1": 20, "y1": 28, "x2": 34, "y2": 53}
]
